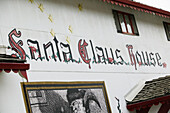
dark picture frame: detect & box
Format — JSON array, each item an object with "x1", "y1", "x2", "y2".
[{"x1": 21, "y1": 81, "x2": 112, "y2": 113}]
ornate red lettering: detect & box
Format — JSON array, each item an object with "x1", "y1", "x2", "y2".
[
  {"x1": 78, "y1": 39, "x2": 91, "y2": 69},
  {"x1": 8, "y1": 29, "x2": 26, "y2": 60}
]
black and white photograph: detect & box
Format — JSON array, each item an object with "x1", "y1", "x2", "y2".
[{"x1": 21, "y1": 81, "x2": 112, "y2": 113}]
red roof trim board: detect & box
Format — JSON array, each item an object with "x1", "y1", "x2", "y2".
[
  {"x1": 127, "y1": 95, "x2": 170, "y2": 111},
  {"x1": 136, "y1": 107, "x2": 150, "y2": 113},
  {"x1": 0, "y1": 63, "x2": 30, "y2": 81},
  {"x1": 100, "y1": 0, "x2": 170, "y2": 18}
]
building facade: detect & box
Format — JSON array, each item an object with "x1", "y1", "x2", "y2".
[{"x1": 0, "y1": 0, "x2": 169, "y2": 113}]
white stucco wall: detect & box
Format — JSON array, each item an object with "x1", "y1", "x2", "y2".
[{"x1": 0, "y1": 0, "x2": 169, "y2": 113}]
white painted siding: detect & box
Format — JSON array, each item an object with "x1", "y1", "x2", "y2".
[{"x1": 0, "y1": 0, "x2": 169, "y2": 113}]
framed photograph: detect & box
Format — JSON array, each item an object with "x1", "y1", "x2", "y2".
[{"x1": 21, "y1": 81, "x2": 112, "y2": 113}]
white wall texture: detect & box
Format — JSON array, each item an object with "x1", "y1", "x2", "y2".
[{"x1": 0, "y1": 0, "x2": 170, "y2": 113}]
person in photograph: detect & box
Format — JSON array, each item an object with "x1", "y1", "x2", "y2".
[{"x1": 66, "y1": 89, "x2": 101, "y2": 113}]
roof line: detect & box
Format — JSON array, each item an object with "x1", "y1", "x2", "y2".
[
  {"x1": 127, "y1": 95, "x2": 170, "y2": 111},
  {"x1": 111, "y1": 0, "x2": 170, "y2": 17}
]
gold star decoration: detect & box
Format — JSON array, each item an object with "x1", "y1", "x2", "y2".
[
  {"x1": 50, "y1": 29, "x2": 55, "y2": 37},
  {"x1": 38, "y1": 3, "x2": 44, "y2": 12},
  {"x1": 68, "y1": 25, "x2": 73, "y2": 33},
  {"x1": 28, "y1": 0, "x2": 34, "y2": 3},
  {"x1": 48, "y1": 14, "x2": 53, "y2": 23},
  {"x1": 66, "y1": 36, "x2": 70, "y2": 44},
  {"x1": 78, "y1": 3, "x2": 83, "y2": 11}
]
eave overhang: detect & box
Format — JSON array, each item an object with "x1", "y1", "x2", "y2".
[
  {"x1": 127, "y1": 95, "x2": 170, "y2": 111},
  {"x1": 125, "y1": 75, "x2": 170, "y2": 112},
  {"x1": 101, "y1": 0, "x2": 170, "y2": 18},
  {"x1": 0, "y1": 54, "x2": 30, "y2": 81}
]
